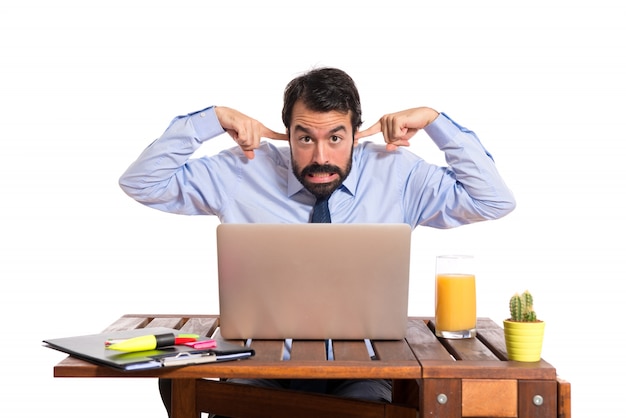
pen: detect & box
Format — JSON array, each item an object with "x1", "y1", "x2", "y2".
[
  {"x1": 106, "y1": 333, "x2": 199, "y2": 352},
  {"x1": 160, "y1": 352, "x2": 217, "y2": 367}
]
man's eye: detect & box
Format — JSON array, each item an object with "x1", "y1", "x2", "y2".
[
  {"x1": 300, "y1": 136, "x2": 313, "y2": 143},
  {"x1": 330, "y1": 135, "x2": 342, "y2": 144}
]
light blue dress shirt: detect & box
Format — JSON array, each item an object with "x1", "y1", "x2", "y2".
[{"x1": 119, "y1": 106, "x2": 515, "y2": 229}]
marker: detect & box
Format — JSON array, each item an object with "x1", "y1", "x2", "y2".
[
  {"x1": 184, "y1": 339, "x2": 217, "y2": 349},
  {"x1": 106, "y1": 333, "x2": 199, "y2": 352}
]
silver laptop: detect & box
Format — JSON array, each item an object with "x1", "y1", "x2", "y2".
[{"x1": 216, "y1": 223, "x2": 411, "y2": 340}]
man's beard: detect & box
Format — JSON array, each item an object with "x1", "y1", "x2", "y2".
[{"x1": 292, "y1": 152, "x2": 352, "y2": 198}]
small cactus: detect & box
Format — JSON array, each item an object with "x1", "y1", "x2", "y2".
[{"x1": 509, "y1": 290, "x2": 539, "y2": 322}]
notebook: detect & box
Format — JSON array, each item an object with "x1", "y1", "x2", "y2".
[
  {"x1": 216, "y1": 223, "x2": 412, "y2": 340},
  {"x1": 43, "y1": 327, "x2": 255, "y2": 371}
]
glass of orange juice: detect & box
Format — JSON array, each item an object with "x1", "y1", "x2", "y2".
[{"x1": 435, "y1": 255, "x2": 476, "y2": 339}]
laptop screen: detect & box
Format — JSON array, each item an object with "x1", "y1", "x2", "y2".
[{"x1": 216, "y1": 223, "x2": 411, "y2": 340}]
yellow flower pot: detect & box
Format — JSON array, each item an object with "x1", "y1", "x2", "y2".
[{"x1": 503, "y1": 320, "x2": 545, "y2": 362}]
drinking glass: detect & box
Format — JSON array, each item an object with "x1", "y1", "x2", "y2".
[{"x1": 435, "y1": 255, "x2": 476, "y2": 339}]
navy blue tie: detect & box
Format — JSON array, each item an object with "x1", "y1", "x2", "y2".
[
  {"x1": 291, "y1": 196, "x2": 331, "y2": 393},
  {"x1": 311, "y1": 196, "x2": 331, "y2": 223}
]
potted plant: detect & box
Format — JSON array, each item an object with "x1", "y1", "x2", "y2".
[{"x1": 503, "y1": 290, "x2": 545, "y2": 362}]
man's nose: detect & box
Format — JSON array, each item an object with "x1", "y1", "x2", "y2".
[{"x1": 312, "y1": 142, "x2": 329, "y2": 164}]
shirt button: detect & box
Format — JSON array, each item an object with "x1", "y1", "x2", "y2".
[{"x1": 200, "y1": 112, "x2": 206, "y2": 117}]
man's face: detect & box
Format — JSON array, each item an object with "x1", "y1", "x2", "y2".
[{"x1": 289, "y1": 100, "x2": 355, "y2": 198}]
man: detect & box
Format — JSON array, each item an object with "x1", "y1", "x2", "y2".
[{"x1": 119, "y1": 67, "x2": 515, "y2": 415}]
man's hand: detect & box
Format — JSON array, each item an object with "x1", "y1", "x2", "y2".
[
  {"x1": 215, "y1": 106, "x2": 288, "y2": 159},
  {"x1": 355, "y1": 107, "x2": 439, "y2": 151}
]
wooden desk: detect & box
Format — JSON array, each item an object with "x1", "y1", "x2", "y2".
[{"x1": 53, "y1": 314, "x2": 571, "y2": 418}]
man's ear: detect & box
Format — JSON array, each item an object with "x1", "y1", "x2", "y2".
[{"x1": 353, "y1": 131, "x2": 359, "y2": 146}]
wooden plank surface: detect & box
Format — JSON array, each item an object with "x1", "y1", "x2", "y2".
[
  {"x1": 372, "y1": 339, "x2": 417, "y2": 362},
  {"x1": 54, "y1": 315, "x2": 556, "y2": 380},
  {"x1": 290, "y1": 340, "x2": 327, "y2": 361},
  {"x1": 101, "y1": 315, "x2": 151, "y2": 332},
  {"x1": 194, "y1": 379, "x2": 399, "y2": 418},
  {"x1": 333, "y1": 340, "x2": 372, "y2": 361},
  {"x1": 557, "y1": 377, "x2": 571, "y2": 418},
  {"x1": 52, "y1": 314, "x2": 570, "y2": 418},
  {"x1": 518, "y1": 380, "x2": 557, "y2": 418},
  {"x1": 404, "y1": 318, "x2": 452, "y2": 361},
  {"x1": 420, "y1": 359, "x2": 557, "y2": 380},
  {"x1": 461, "y1": 379, "x2": 517, "y2": 417}
]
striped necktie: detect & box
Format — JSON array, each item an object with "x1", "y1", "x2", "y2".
[{"x1": 311, "y1": 196, "x2": 331, "y2": 223}]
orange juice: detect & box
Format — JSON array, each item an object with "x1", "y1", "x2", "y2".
[{"x1": 435, "y1": 273, "x2": 476, "y2": 334}]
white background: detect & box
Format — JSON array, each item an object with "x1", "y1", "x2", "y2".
[{"x1": 1, "y1": 1, "x2": 623, "y2": 416}]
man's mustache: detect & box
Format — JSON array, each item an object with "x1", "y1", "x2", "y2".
[{"x1": 301, "y1": 164, "x2": 341, "y2": 176}]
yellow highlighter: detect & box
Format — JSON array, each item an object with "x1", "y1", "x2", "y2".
[{"x1": 106, "y1": 333, "x2": 198, "y2": 352}]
